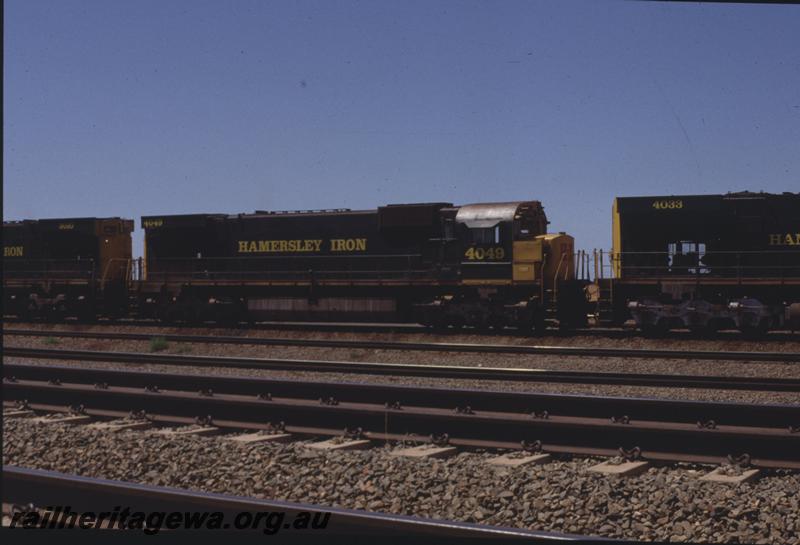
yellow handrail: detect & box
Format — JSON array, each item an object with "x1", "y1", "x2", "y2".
[{"x1": 552, "y1": 251, "x2": 568, "y2": 303}]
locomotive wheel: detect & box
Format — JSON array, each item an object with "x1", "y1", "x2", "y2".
[
  {"x1": 215, "y1": 300, "x2": 246, "y2": 326},
  {"x1": 217, "y1": 311, "x2": 239, "y2": 327},
  {"x1": 185, "y1": 308, "x2": 202, "y2": 326},
  {"x1": 530, "y1": 310, "x2": 547, "y2": 336},
  {"x1": 489, "y1": 315, "x2": 507, "y2": 331},
  {"x1": 177, "y1": 296, "x2": 201, "y2": 325},
  {"x1": 641, "y1": 323, "x2": 667, "y2": 338},
  {"x1": 45, "y1": 303, "x2": 67, "y2": 323},
  {"x1": 76, "y1": 308, "x2": 97, "y2": 323},
  {"x1": 104, "y1": 303, "x2": 124, "y2": 322},
  {"x1": 429, "y1": 318, "x2": 448, "y2": 331},
  {"x1": 160, "y1": 305, "x2": 181, "y2": 325},
  {"x1": 476, "y1": 320, "x2": 492, "y2": 333},
  {"x1": 557, "y1": 317, "x2": 575, "y2": 333},
  {"x1": 688, "y1": 324, "x2": 718, "y2": 338},
  {"x1": 740, "y1": 320, "x2": 769, "y2": 339},
  {"x1": 20, "y1": 300, "x2": 37, "y2": 321},
  {"x1": 449, "y1": 316, "x2": 465, "y2": 330}
]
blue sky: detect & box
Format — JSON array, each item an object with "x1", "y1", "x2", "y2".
[{"x1": 4, "y1": 0, "x2": 799, "y2": 254}]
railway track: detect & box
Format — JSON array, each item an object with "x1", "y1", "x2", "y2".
[
  {"x1": 5, "y1": 346, "x2": 800, "y2": 391},
  {"x1": 5, "y1": 317, "x2": 800, "y2": 341},
  {"x1": 4, "y1": 365, "x2": 800, "y2": 469},
  {"x1": 3, "y1": 466, "x2": 592, "y2": 539},
  {"x1": 5, "y1": 327, "x2": 800, "y2": 362}
]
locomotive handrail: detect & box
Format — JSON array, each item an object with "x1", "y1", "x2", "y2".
[
  {"x1": 617, "y1": 264, "x2": 799, "y2": 269},
  {"x1": 140, "y1": 253, "x2": 443, "y2": 283},
  {"x1": 141, "y1": 270, "x2": 441, "y2": 282},
  {"x1": 540, "y1": 252, "x2": 547, "y2": 301},
  {"x1": 100, "y1": 257, "x2": 131, "y2": 290},
  {"x1": 611, "y1": 249, "x2": 800, "y2": 255},
  {"x1": 146, "y1": 253, "x2": 426, "y2": 261},
  {"x1": 551, "y1": 251, "x2": 568, "y2": 302},
  {"x1": 0, "y1": 257, "x2": 97, "y2": 261},
  {"x1": 456, "y1": 261, "x2": 513, "y2": 265},
  {"x1": 594, "y1": 249, "x2": 800, "y2": 281},
  {"x1": 2, "y1": 258, "x2": 95, "y2": 280}
]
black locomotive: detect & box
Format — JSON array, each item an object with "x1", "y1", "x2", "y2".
[
  {"x1": 3, "y1": 217, "x2": 133, "y2": 319},
  {"x1": 593, "y1": 191, "x2": 800, "y2": 334},
  {"x1": 135, "y1": 201, "x2": 582, "y2": 329}
]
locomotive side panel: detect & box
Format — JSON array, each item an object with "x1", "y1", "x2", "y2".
[
  {"x1": 232, "y1": 209, "x2": 436, "y2": 281},
  {"x1": 141, "y1": 214, "x2": 230, "y2": 282},
  {"x1": 138, "y1": 204, "x2": 455, "y2": 322},
  {"x1": 142, "y1": 204, "x2": 453, "y2": 284},
  {"x1": 2, "y1": 217, "x2": 133, "y2": 319},
  {"x1": 610, "y1": 191, "x2": 800, "y2": 333}
]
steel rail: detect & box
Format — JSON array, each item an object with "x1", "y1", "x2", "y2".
[
  {"x1": 2, "y1": 466, "x2": 594, "y2": 539},
  {"x1": 5, "y1": 317, "x2": 800, "y2": 341},
  {"x1": 4, "y1": 346, "x2": 799, "y2": 391},
  {"x1": 5, "y1": 328, "x2": 799, "y2": 362},
  {"x1": 5, "y1": 363, "x2": 799, "y2": 428},
  {"x1": 5, "y1": 377, "x2": 800, "y2": 469}
]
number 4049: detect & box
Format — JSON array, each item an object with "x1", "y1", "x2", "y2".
[{"x1": 464, "y1": 247, "x2": 505, "y2": 260}]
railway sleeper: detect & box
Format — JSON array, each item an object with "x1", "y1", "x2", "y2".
[
  {"x1": 6, "y1": 383, "x2": 798, "y2": 470},
  {"x1": 8, "y1": 404, "x2": 786, "y2": 480}
]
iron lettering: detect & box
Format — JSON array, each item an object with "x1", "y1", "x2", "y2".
[
  {"x1": 330, "y1": 238, "x2": 367, "y2": 252},
  {"x1": 4, "y1": 246, "x2": 24, "y2": 257}
]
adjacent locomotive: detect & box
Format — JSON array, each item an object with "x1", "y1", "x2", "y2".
[
  {"x1": 590, "y1": 191, "x2": 800, "y2": 334},
  {"x1": 2, "y1": 217, "x2": 133, "y2": 319},
  {"x1": 135, "y1": 201, "x2": 583, "y2": 330}
]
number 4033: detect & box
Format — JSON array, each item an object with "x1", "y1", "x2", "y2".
[{"x1": 652, "y1": 200, "x2": 683, "y2": 210}]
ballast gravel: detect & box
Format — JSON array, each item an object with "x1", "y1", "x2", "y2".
[{"x1": 3, "y1": 418, "x2": 798, "y2": 543}]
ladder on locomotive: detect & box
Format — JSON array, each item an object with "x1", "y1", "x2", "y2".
[{"x1": 592, "y1": 249, "x2": 615, "y2": 326}]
